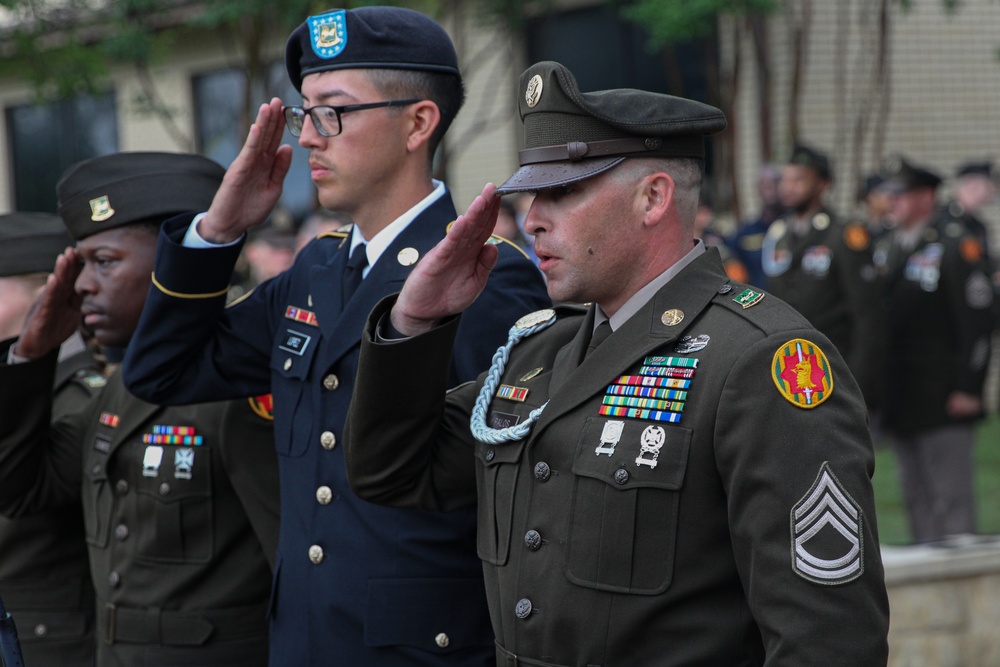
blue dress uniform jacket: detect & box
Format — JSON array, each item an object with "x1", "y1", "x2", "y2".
[
  {"x1": 122, "y1": 192, "x2": 552, "y2": 666},
  {"x1": 0, "y1": 343, "x2": 279, "y2": 667},
  {"x1": 345, "y1": 249, "x2": 890, "y2": 666},
  {"x1": 0, "y1": 344, "x2": 102, "y2": 666}
]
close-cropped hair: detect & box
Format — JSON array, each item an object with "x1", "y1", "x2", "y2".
[
  {"x1": 366, "y1": 69, "x2": 466, "y2": 160},
  {"x1": 612, "y1": 157, "x2": 704, "y2": 226}
]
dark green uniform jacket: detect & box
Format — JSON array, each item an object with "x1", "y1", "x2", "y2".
[
  {"x1": 346, "y1": 249, "x2": 890, "y2": 667},
  {"x1": 874, "y1": 213, "x2": 995, "y2": 435},
  {"x1": 763, "y1": 210, "x2": 885, "y2": 407},
  {"x1": 0, "y1": 342, "x2": 103, "y2": 666},
  {"x1": 0, "y1": 341, "x2": 279, "y2": 667}
]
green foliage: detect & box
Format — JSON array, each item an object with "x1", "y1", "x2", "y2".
[{"x1": 620, "y1": 0, "x2": 779, "y2": 46}]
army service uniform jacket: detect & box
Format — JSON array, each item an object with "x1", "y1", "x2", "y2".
[
  {"x1": 762, "y1": 210, "x2": 885, "y2": 407},
  {"x1": 0, "y1": 344, "x2": 280, "y2": 667},
  {"x1": 874, "y1": 213, "x2": 995, "y2": 436},
  {"x1": 345, "y1": 249, "x2": 890, "y2": 667},
  {"x1": 0, "y1": 342, "x2": 103, "y2": 666},
  {"x1": 121, "y1": 192, "x2": 551, "y2": 666}
]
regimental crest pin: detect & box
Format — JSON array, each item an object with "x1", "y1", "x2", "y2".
[
  {"x1": 791, "y1": 462, "x2": 864, "y2": 585},
  {"x1": 309, "y1": 10, "x2": 347, "y2": 59},
  {"x1": 89, "y1": 195, "x2": 114, "y2": 222},
  {"x1": 733, "y1": 288, "x2": 764, "y2": 309}
]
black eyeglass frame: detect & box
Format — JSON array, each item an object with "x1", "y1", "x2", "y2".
[{"x1": 282, "y1": 99, "x2": 422, "y2": 137}]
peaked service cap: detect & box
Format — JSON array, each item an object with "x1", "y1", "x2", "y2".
[
  {"x1": 496, "y1": 61, "x2": 726, "y2": 195},
  {"x1": 0, "y1": 212, "x2": 71, "y2": 277}
]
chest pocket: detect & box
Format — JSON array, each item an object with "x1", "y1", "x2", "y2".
[
  {"x1": 566, "y1": 417, "x2": 690, "y2": 595},
  {"x1": 269, "y1": 325, "x2": 321, "y2": 457},
  {"x1": 475, "y1": 436, "x2": 527, "y2": 567},
  {"x1": 130, "y1": 443, "x2": 214, "y2": 564}
]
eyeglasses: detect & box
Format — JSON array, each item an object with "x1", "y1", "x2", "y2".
[{"x1": 282, "y1": 99, "x2": 422, "y2": 137}]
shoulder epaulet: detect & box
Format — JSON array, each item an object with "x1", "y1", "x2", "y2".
[
  {"x1": 444, "y1": 219, "x2": 532, "y2": 261},
  {"x1": 317, "y1": 224, "x2": 352, "y2": 240}
]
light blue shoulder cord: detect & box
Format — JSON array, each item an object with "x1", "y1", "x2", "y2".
[{"x1": 469, "y1": 315, "x2": 557, "y2": 444}]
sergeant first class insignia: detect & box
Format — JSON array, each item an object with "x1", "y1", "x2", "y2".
[
  {"x1": 791, "y1": 462, "x2": 863, "y2": 584},
  {"x1": 772, "y1": 339, "x2": 833, "y2": 408},
  {"x1": 599, "y1": 355, "x2": 697, "y2": 424}
]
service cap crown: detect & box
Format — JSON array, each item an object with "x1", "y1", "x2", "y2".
[
  {"x1": 496, "y1": 61, "x2": 726, "y2": 195},
  {"x1": 57, "y1": 152, "x2": 225, "y2": 241},
  {"x1": 788, "y1": 144, "x2": 832, "y2": 181},
  {"x1": 880, "y1": 154, "x2": 941, "y2": 193},
  {"x1": 0, "y1": 212, "x2": 71, "y2": 277},
  {"x1": 285, "y1": 7, "x2": 460, "y2": 93},
  {"x1": 956, "y1": 160, "x2": 993, "y2": 179}
]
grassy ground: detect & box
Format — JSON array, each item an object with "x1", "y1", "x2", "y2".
[{"x1": 872, "y1": 414, "x2": 1000, "y2": 545}]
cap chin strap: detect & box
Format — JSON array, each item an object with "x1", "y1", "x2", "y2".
[
  {"x1": 469, "y1": 316, "x2": 557, "y2": 445},
  {"x1": 518, "y1": 134, "x2": 705, "y2": 165}
]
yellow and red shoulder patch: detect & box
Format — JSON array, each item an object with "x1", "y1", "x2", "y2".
[
  {"x1": 960, "y1": 237, "x2": 984, "y2": 264},
  {"x1": 843, "y1": 224, "x2": 870, "y2": 252},
  {"x1": 248, "y1": 393, "x2": 275, "y2": 421},
  {"x1": 772, "y1": 339, "x2": 834, "y2": 409}
]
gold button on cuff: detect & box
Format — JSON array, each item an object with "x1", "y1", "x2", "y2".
[
  {"x1": 316, "y1": 486, "x2": 333, "y2": 505},
  {"x1": 308, "y1": 545, "x2": 324, "y2": 564},
  {"x1": 322, "y1": 374, "x2": 339, "y2": 391}
]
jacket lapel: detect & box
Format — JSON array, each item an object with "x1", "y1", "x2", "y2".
[{"x1": 530, "y1": 251, "x2": 730, "y2": 442}]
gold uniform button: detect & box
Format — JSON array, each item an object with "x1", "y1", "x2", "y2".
[
  {"x1": 283, "y1": 358, "x2": 292, "y2": 371},
  {"x1": 320, "y1": 431, "x2": 337, "y2": 450},
  {"x1": 316, "y1": 486, "x2": 333, "y2": 505},
  {"x1": 435, "y1": 633, "x2": 450, "y2": 648},
  {"x1": 308, "y1": 545, "x2": 324, "y2": 564},
  {"x1": 323, "y1": 374, "x2": 339, "y2": 391}
]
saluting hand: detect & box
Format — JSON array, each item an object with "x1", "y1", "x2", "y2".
[
  {"x1": 13, "y1": 248, "x2": 84, "y2": 360},
  {"x1": 198, "y1": 98, "x2": 294, "y2": 244},
  {"x1": 390, "y1": 183, "x2": 503, "y2": 336}
]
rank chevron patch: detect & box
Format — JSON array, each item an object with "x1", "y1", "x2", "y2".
[{"x1": 790, "y1": 462, "x2": 863, "y2": 585}]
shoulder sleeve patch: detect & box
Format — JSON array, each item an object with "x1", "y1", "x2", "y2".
[
  {"x1": 771, "y1": 339, "x2": 834, "y2": 408},
  {"x1": 248, "y1": 393, "x2": 275, "y2": 421},
  {"x1": 960, "y1": 236, "x2": 984, "y2": 264},
  {"x1": 843, "y1": 224, "x2": 871, "y2": 252},
  {"x1": 791, "y1": 461, "x2": 863, "y2": 584}
]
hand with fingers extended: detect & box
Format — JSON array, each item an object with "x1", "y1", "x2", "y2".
[
  {"x1": 390, "y1": 183, "x2": 504, "y2": 336},
  {"x1": 197, "y1": 98, "x2": 295, "y2": 244},
  {"x1": 13, "y1": 248, "x2": 84, "y2": 360}
]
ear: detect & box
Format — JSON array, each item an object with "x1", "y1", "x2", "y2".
[
  {"x1": 405, "y1": 101, "x2": 441, "y2": 153},
  {"x1": 640, "y1": 172, "x2": 675, "y2": 228}
]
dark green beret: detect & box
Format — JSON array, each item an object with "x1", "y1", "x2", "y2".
[
  {"x1": 956, "y1": 160, "x2": 993, "y2": 179},
  {"x1": 788, "y1": 144, "x2": 831, "y2": 180},
  {"x1": 57, "y1": 152, "x2": 225, "y2": 241},
  {"x1": 285, "y1": 7, "x2": 460, "y2": 93},
  {"x1": 880, "y1": 155, "x2": 941, "y2": 193},
  {"x1": 0, "y1": 212, "x2": 70, "y2": 277},
  {"x1": 496, "y1": 61, "x2": 727, "y2": 195}
]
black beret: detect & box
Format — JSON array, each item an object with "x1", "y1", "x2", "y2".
[
  {"x1": 496, "y1": 61, "x2": 726, "y2": 195},
  {"x1": 956, "y1": 160, "x2": 993, "y2": 179},
  {"x1": 858, "y1": 173, "x2": 885, "y2": 201},
  {"x1": 788, "y1": 144, "x2": 832, "y2": 180},
  {"x1": 880, "y1": 154, "x2": 942, "y2": 193},
  {"x1": 57, "y1": 152, "x2": 225, "y2": 241},
  {"x1": 285, "y1": 7, "x2": 460, "y2": 93},
  {"x1": 0, "y1": 212, "x2": 71, "y2": 277}
]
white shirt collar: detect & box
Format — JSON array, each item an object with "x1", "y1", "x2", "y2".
[{"x1": 349, "y1": 180, "x2": 446, "y2": 276}]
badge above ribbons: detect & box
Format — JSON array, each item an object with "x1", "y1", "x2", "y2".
[{"x1": 772, "y1": 338, "x2": 833, "y2": 409}]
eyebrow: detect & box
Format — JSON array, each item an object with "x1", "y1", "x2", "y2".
[{"x1": 302, "y1": 88, "x2": 360, "y2": 105}]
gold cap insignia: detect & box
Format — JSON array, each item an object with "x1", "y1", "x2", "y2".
[
  {"x1": 525, "y1": 74, "x2": 543, "y2": 109},
  {"x1": 89, "y1": 195, "x2": 115, "y2": 222}
]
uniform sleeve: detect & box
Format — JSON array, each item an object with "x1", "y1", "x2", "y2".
[
  {"x1": 0, "y1": 342, "x2": 90, "y2": 517},
  {"x1": 942, "y1": 236, "x2": 994, "y2": 396},
  {"x1": 344, "y1": 296, "x2": 480, "y2": 512},
  {"x1": 217, "y1": 398, "x2": 281, "y2": 569},
  {"x1": 450, "y1": 244, "x2": 550, "y2": 384},
  {"x1": 123, "y1": 214, "x2": 282, "y2": 405},
  {"x1": 713, "y1": 329, "x2": 889, "y2": 664}
]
